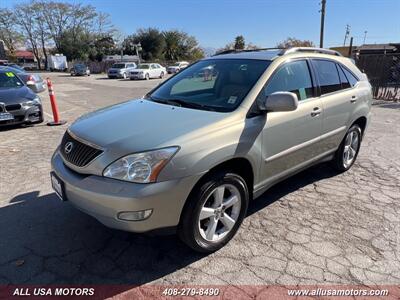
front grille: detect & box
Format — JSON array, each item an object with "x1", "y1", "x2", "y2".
[
  {"x1": 6, "y1": 104, "x2": 21, "y2": 111},
  {"x1": 60, "y1": 131, "x2": 103, "y2": 167}
]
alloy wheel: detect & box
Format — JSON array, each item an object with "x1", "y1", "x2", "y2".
[
  {"x1": 343, "y1": 130, "x2": 359, "y2": 168},
  {"x1": 198, "y1": 184, "x2": 241, "y2": 242}
]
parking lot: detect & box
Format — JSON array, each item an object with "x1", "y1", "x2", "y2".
[{"x1": 0, "y1": 72, "x2": 399, "y2": 288}]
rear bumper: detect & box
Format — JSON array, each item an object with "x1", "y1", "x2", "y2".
[
  {"x1": 30, "y1": 83, "x2": 46, "y2": 93},
  {"x1": 51, "y1": 151, "x2": 201, "y2": 233}
]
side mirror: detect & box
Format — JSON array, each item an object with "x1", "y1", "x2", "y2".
[{"x1": 263, "y1": 91, "x2": 298, "y2": 112}]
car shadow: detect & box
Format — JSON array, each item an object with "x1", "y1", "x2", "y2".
[
  {"x1": 0, "y1": 123, "x2": 46, "y2": 132},
  {"x1": 247, "y1": 162, "x2": 338, "y2": 216},
  {"x1": 1, "y1": 162, "x2": 337, "y2": 290},
  {"x1": 373, "y1": 101, "x2": 400, "y2": 110}
]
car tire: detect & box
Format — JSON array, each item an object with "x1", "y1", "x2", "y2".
[
  {"x1": 145, "y1": 73, "x2": 150, "y2": 80},
  {"x1": 160, "y1": 72, "x2": 164, "y2": 78},
  {"x1": 331, "y1": 124, "x2": 362, "y2": 172},
  {"x1": 178, "y1": 171, "x2": 249, "y2": 253}
]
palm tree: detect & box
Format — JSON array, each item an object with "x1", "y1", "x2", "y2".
[{"x1": 163, "y1": 30, "x2": 181, "y2": 61}]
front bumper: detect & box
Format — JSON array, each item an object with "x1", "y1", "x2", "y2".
[
  {"x1": 108, "y1": 72, "x2": 124, "y2": 78},
  {"x1": 130, "y1": 73, "x2": 145, "y2": 79},
  {"x1": 0, "y1": 104, "x2": 42, "y2": 126},
  {"x1": 51, "y1": 151, "x2": 201, "y2": 233}
]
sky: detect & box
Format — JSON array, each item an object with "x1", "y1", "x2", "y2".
[{"x1": 2, "y1": 0, "x2": 400, "y2": 50}]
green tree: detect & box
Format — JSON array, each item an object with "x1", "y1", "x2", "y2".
[
  {"x1": 234, "y1": 35, "x2": 245, "y2": 50},
  {"x1": 163, "y1": 30, "x2": 181, "y2": 61},
  {"x1": 163, "y1": 30, "x2": 204, "y2": 61},
  {"x1": 276, "y1": 37, "x2": 315, "y2": 48},
  {"x1": 126, "y1": 28, "x2": 165, "y2": 61}
]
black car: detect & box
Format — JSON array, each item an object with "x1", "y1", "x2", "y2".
[
  {"x1": 0, "y1": 69, "x2": 43, "y2": 126},
  {"x1": 70, "y1": 64, "x2": 90, "y2": 76}
]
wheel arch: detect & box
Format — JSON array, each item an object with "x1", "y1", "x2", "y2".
[
  {"x1": 351, "y1": 116, "x2": 367, "y2": 138},
  {"x1": 178, "y1": 156, "x2": 254, "y2": 228}
]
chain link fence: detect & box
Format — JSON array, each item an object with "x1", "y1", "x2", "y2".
[{"x1": 356, "y1": 53, "x2": 400, "y2": 101}]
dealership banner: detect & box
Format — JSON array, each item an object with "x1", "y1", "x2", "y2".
[{"x1": 0, "y1": 285, "x2": 399, "y2": 299}]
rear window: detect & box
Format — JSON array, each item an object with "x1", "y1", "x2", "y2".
[
  {"x1": 313, "y1": 60, "x2": 341, "y2": 95},
  {"x1": 0, "y1": 72, "x2": 24, "y2": 88},
  {"x1": 342, "y1": 66, "x2": 359, "y2": 87},
  {"x1": 336, "y1": 64, "x2": 351, "y2": 89}
]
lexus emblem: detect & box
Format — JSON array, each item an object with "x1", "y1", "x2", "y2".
[{"x1": 64, "y1": 142, "x2": 74, "y2": 154}]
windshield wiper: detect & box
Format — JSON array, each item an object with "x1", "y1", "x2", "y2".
[{"x1": 149, "y1": 97, "x2": 216, "y2": 111}]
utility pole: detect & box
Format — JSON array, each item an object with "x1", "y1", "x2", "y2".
[
  {"x1": 363, "y1": 31, "x2": 368, "y2": 44},
  {"x1": 348, "y1": 37, "x2": 353, "y2": 57},
  {"x1": 319, "y1": 0, "x2": 326, "y2": 48},
  {"x1": 343, "y1": 24, "x2": 350, "y2": 46}
]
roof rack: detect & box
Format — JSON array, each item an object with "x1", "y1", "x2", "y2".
[
  {"x1": 213, "y1": 47, "x2": 284, "y2": 56},
  {"x1": 281, "y1": 47, "x2": 343, "y2": 56}
]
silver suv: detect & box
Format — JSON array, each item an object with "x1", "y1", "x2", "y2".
[
  {"x1": 107, "y1": 62, "x2": 137, "y2": 79},
  {"x1": 51, "y1": 48, "x2": 372, "y2": 252}
]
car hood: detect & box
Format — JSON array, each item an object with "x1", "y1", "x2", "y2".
[
  {"x1": 0, "y1": 87, "x2": 36, "y2": 104},
  {"x1": 131, "y1": 68, "x2": 149, "y2": 72},
  {"x1": 69, "y1": 99, "x2": 228, "y2": 153},
  {"x1": 168, "y1": 66, "x2": 179, "y2": 69},
  {"x1": 108, "y1": 68, "x2": 123, "y2": 72}
]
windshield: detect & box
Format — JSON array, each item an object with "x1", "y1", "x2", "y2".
[
  {"x1": 149, "y1": 59, "x2": 270, "y2": 112},
  {"x1": 74, "y1": 64, "x2": 86, "y2": 69},
  {"x1": 138, "y1": 64, "x2": 150, "y2": 69},
  {"x1": 0, "y1": 72, "x2": 24, "y2": 88},
  {"x1": 173, "y1": 63, "x2": 181, "y2": 66},
  {"x1": 8, "y1": 64, "x2": 25, "y2": 71},
  {"x1": 112, "y1": 63, "x2": 125, "y2": 69}
]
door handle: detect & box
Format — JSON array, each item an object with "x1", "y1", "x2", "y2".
[
  {"x1": 350, "y1": 96, "x2": 357, "y2": 103},
  {"x1": 311, "y1": 107, "x2": 321, "y2": 117}
]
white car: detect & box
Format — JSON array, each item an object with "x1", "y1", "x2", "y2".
[
  {"x1": 167, "y1": 61, "x2": 189, "y2": 74},
  {"x1": 129, "y1": 63, "x2": 166, "y2": 80}
]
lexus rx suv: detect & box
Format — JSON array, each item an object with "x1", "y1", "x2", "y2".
[{"x1": 51, "y1": 47, "x2": 372, "y2": 253}]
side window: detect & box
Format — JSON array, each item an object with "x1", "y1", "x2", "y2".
[
  {"x1": 342, "y1": 67, "x2": 359, "y2": 87},
  {"x1": 313, "y1": 60, "x2": 341, "y2": 95},
  {"x1": 336, "y1": 64, "x2": 351, "y2": 89},
  {"x1": 264, "y1": 60, "x2": 314, "y2": 101}
]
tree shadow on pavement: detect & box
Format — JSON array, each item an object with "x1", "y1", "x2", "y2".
[{"x1": 0, "y1": 162, "x2": 337, "y2": 290}]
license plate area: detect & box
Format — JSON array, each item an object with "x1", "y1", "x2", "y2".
[
  {"x1": 51, "y1": 172, "x2": 66, "y2": 201},
  {"x1": 0, "y1": 112, "x2": 14, "y2": 121}
]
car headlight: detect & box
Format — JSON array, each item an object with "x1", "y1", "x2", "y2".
[
  {"x1": 22, "y1": 96, "x2": 41, "y2": 106},
  {"x1": 103, "y1": 147, "x2": 179, "y2": 183}
]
